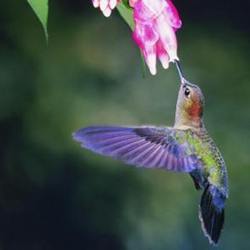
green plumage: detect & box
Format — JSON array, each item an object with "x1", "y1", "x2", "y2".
[{"x1": 176, "y1": 128, "x2": 228, "y2": 196}]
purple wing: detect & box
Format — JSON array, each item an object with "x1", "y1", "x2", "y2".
[{"x1": 73, "y1": 126, "x2": 200, "y2": 172}]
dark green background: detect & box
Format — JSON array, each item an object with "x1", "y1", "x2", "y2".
[{"x1": 0, "y1": 0, "x2": 249, "y2": 249}]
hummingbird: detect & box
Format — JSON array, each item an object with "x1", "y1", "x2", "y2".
[{"x1": 72, "y1": 61, "x2": 228, "y2": 245}]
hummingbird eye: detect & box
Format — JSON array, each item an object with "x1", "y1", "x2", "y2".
[{"x1": 184, "y1": 87, "x2": 191, "y2": 98}]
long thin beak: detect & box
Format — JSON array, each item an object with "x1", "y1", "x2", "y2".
[
  {"x1": 174, "y1": 60, "x2": 185, "y2": 84},
  {"x1": 174, "y1": 60, "x2": 191, "y2": 85}
]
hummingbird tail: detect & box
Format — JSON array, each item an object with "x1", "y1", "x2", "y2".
[{"x1": 199, "y1": 184, "x2": 226, "y2": 245}]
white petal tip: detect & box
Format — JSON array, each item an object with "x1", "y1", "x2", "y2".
[
  {"x1": 100, "y1": 0, "x2": 108, "y2": 11},
  {"x1": 109, "y1": 0, "x2": 117, "y2": 9},
  {"x1": 92, "y1": 0, "x2": 99, "y2": 8},
  {"x1": 162, "y1": 63, "x2": 169, "y2": 69},
  {"x1": 146, "y1": 55, "x2": 157, "y2": 75},
  {"x1": 160, "y1": 57, "x2": 169, "y2": 69},
  {"x1": 103, "y1": 8, "x2": 112, "y2": 17},
  {"x1": 168, "y1": 53, "x2": 179, "y2": 62},
  {"x1": 150, "y1": 70, "x2": 157, "y2": 75}
]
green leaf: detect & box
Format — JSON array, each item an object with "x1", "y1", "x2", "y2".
[
  {"x1": 27, "y1": 0, "x2": 49, "y2": 43},
  {"x1": 117, "y1": 3, "x2": 134, "y2": 30},
  {"x1": 121, "y1": 0, "x2": 131, "y2": 9}
]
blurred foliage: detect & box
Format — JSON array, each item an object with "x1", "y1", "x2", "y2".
[{"x1": 0, "y1": 0, "x2": 250, "y2": 250}]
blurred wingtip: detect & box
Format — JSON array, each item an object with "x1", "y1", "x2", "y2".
[{"x1": 72, "y1": 130, "x2": 82, "y2": 142}]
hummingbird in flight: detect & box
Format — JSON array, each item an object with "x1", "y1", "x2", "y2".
[{"x1": 73, "y1": 61, "x2": 228, "y2": 245}]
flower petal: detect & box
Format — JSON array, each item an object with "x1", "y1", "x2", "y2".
[
  {"x1": 155, "y1": 13, "x2": 178, "y2": 61},
  {"x1": 145, "y1": 51, "x2": 157, "y2": 75},
  {"x1": 134, "y1": 0, "x2": 152, "y2": 22},
  {"x1": 92, "y1": 0, "x2": 100, "y2": 8},
  {"x1": 156, "y1": 41, "x2": 169, "y2": 69},
  {"x1": 129, "y1": 0, "x2": 138, "y2": 7},
  {"x1": 133, "y1": 23, "x2": 159, "y2": 48},
  {"x1": 103, "y1": 7, "x2": 112, "y2": 17},
  {"x1": 143, "y1": 0, "x2": 166, "y2": 16},
  {"x1": 109, "y1": 0, "x2": 117, "y2": 9},
  {"x1": 141, "y1": 44, "x2": 157, "y2": 75},
  {"x1": 100, "y1": 0, "x2": 109, "y2": 11},
  {"x1": 165, "y1": 0, "x2": 182, "y2": 29}
]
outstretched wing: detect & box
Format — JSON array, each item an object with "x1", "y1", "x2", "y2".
[{"x1": 73, "y1": 126, "x2": 201, "y2": 172}]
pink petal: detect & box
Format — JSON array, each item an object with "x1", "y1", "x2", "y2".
[
  {"x1": 129, "y1": 0, "x2": 138, "y2": 7},
  {"x1": 109, "y1": 0, "x2": 117, "y2": 9},
  {"x1": 156, "y1": 41, "x2": 169, "y2": 69},
  {"x1": 155, "y1": 13, "x2": 178, "y2": 61},
  {"x1": 100, "y1": 0, "x2": 109, "y2": 11},
  {"x1": 147, "y1": 55, "x2": 157, "y2": 75},
  {"x1": 103, "y1": 6, "x2": 112, "y2": 17},
  {"x1": 133, "y1": 26, "x2": 157, "y2": 74},
  {"x1": 134, "y1": 0, "x2": 165, "y2": 22},
  {"x1": 143, "y1": 45, "x2": 157, "y2": 75},
  {"x1": 165, "y1": 0, "x2": 182, "y2": 29},
  {"x1": 133, "y1": 23, "x2": 159, "y2": 48},
  {"x1": 92, "y1": 0, "x2": 100, "y2": 8},
  {"x1": 143, "y1": 0, "x2": 166, "y2": 16}
]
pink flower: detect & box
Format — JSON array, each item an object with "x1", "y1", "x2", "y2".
[
  {"x1": 92, "y1": 0, "x2": 120, "y2": 17},
  {"x1": 133, "y1": 0, "x2": 182, "y2": 75},
  {"x1": 129, "y1": 0, "x2": 138, "y2": 7}
]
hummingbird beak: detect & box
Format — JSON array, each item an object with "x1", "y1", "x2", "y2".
[
  {"x1": 174, "y1": 60, "x2": 194, "y2": 87},
  {"x1": 174, "y1": 60, "x2": 185, "y2": 84}
]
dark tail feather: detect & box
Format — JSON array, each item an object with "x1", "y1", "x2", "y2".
[{"x1": 199, "y1": 184, "x2": 226, "y2": 245}]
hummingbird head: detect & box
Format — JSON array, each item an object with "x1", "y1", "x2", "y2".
[{"x1": 175, "y1": 82, "x2": 205, "y2": 129}]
